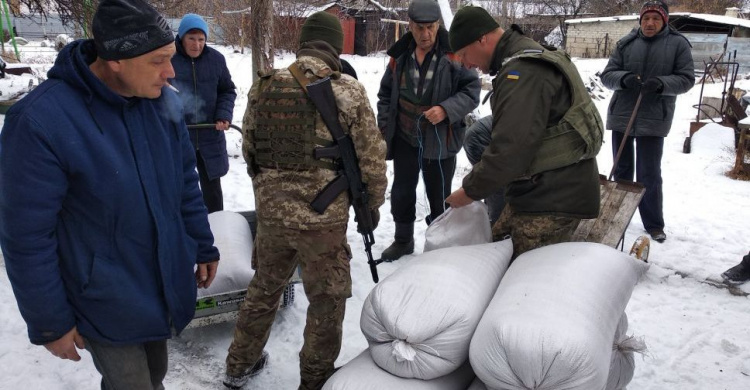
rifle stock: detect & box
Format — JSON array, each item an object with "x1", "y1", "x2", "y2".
[{"x1": 306, "y1": 77, "x2": 380, "y2": 283}]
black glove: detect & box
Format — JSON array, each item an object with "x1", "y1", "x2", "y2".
[
  {"x1": 356, "y1": 209, "x2": 380, "y2": 233},
  {"x1": 642, "y1": 77, "x2": 664, "y2": 94},
  {"x1": 621, "y1": 73, "x2": 641, "y2": 90}
]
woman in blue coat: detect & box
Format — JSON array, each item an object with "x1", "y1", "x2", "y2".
[{"x1": 171, "y1": 14, "x2": 237, "y2": 212}]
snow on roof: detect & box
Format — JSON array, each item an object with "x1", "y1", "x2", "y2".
[
  {"x1": 222, "y1": 2, "x2": 337, "y2": 17},
  {"x1": 566, "y1": 12, "x2": 750, "y2": 29},
  {"x1": 468, "y1": 0, "x2": 571, "y2": 18},
  {"x1": 280, "y1": 2, "x2": 337, "y2": 18},
  {"x1": 670, "y1": 12, "x2": 750, "y2": 29},
  {"x1": 565, "y1": 14, "x2": 639, "y2": 24},
  {"x1": 364, "y1": 0, "x2": 389, "y2": 13}
]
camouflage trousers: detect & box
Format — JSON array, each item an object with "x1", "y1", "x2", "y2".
[
  {"x1": 226, "y1": 221, "x2": 352, "y2": 390},
  {"x1": 492, "y1": 205, "x2": 580, "y2": 260}
]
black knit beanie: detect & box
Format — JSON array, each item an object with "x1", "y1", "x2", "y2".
[
  {"x1": 92, "y1": 0, "x2": 174, "y2": 60},
  {"x1": 449, "y1": 6, "x2": 500, "y2": 52},
  {"x1": 299, "y1": 12, "x2": 344, "y2": 55}
]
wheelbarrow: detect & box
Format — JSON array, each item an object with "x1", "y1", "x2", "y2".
[
  {"x1": 186, "y1": 124, "x2": 299, "y2": 328},
  {"x1": 683, "y1": 60, "x2": 740, "y2": 153},
  {"x1": 572, "y1": 93, "x2": 648, "y2": 254},
  {"x1": 189, "y1": 210, "x2": 299, "y2": 328}
]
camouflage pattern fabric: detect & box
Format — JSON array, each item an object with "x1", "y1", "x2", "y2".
[
  {"x1": 492, "y1": 205, "x2": 580, "y2": 259},
  {"x1": 242, "y1": 56, "x2": 387, "y2": 231},
  {"x1": 226, "y1": 222, "x2": 352, "y2": 389},
  {"x1": 228, "y1": 54, "x2": 386, "y2": 390}
]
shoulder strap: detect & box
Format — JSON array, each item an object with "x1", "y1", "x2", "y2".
[{"x1": 288, "y1": 63, "x2": 311, "y2": 92}]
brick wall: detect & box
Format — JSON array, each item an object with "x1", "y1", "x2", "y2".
[{"x1": 565, "y1": 20, "x2": 639, "y2": 58}]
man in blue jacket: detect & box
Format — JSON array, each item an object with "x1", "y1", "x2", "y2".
[
  {"x1": 171, "y1": 13, "x2": 237, "y2": 213},
  {"x1": 376, "y1": 0, "x2": 480, "y2": 261},
  {"x1": 600, "y1": 0, "x2": 695, "y2": 243},
  {"x1": 0, "y1": 0, "x2": 220, "y2": 388}
]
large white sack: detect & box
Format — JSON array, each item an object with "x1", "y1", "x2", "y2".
[
  {"x1": 322, "y1": 349, "x2": 475, "y2": 390},
  {"x1": 424, "y1": 201, "x2": 492, "y2": 251},
  {"x1": 361, "y1": 240, "x2": 513, "y2": 380},
  {"x1": 467, "y1": 377, "x2": 489, "y2": 390},
  {"x1": 470, "y1": 242, "x2": 649, "y2": 390},
  {"x1": 197, "y1": 211, "x2": 254, "y2": 297},
  {"x1": 607, "y1": 313, "x2": 646, "y2": 390}
]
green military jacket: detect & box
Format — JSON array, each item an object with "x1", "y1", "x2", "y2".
[{"x1": 462, "y1": 26, "x2": 600, "y2": 218}]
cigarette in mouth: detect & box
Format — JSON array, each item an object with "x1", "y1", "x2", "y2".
[{"x1": 166, "y1": 83, "x2": 179, "y2": 93}]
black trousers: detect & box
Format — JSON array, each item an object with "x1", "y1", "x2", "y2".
[
  {"x1": 196, "y1": 149, "x2": 224, "y2": 213},
  {"x1": 85, "y1": 338, "x2": 168, "y2": 390},
  {"x1": 611, "y1": 131, "x2": 664, "y2": 231},
  {"x1": 390, "y1": 135, "x2": 456, "y2": 225}
]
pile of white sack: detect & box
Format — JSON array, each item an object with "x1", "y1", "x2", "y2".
[
  {"x1": 325, "y1": 202, "x2": 649, "y2": 389},
  {"x1": 197, "y1": 211, "x2": 255, "y2": 298},
  {"x1": 470, "y1": 242, "x2": 649, "y2": 390}
]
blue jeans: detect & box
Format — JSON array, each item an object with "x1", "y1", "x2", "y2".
[
  {"x1": 611, "y1": 132, "x2": 665, "y2": 231},
  {"x1": 85, "y1": 338, "x2": 168, "y2": 390}
]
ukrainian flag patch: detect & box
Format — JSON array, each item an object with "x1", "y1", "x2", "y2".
[{"x1": 507, "y1": 70, "x2": 520, "y2": 80}]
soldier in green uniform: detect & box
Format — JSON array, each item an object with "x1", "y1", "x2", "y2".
[
  {"x1": 446, "y1": 6, "x2": 602, "y2": 259},
  {"x1": 223, "y1": 12, "x2": 387, "y2": 390}
]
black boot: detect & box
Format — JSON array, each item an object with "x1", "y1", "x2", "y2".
[
  {"x1": 381, "y1": 222, "x2": 414, "y2": 262},
  {"x1": 721, "y1": 252, "x2": 750, "y2": 285}
]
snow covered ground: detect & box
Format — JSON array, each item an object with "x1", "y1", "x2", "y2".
[{"x1": 1, "y1": 41, "x2": 750, "y2": 390}]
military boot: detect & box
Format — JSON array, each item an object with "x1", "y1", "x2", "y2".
[
  {"x1": 381, "y1": 222, "x2": 414, "y2": 262},
  {"x1": 721, "y1": 252, "x2": 750, "y2": 285}
]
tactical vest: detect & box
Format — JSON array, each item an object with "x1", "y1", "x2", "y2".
[
  {"x1": 503, "y1": 49, "x2": 604, "y2": 176},
  {"x1": 252, "y1": 69, "x2": 336, "y2": 171}
]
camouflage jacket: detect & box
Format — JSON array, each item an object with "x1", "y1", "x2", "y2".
[{"x1": 242, "y1": 56, "x2": 387, "y2": 230}]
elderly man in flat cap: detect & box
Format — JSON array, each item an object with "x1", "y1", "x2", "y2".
[
  {"x1": 0, "y1": 0, "x2": 219, "y2": 388},
  {"x1": 446, "y1": 6, "x2": 602, "y2": 260},
  {"x1": 376, "y1": 0, "x2": 480, "y2": 261}
]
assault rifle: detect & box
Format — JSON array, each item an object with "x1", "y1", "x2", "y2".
[{"x1": 304, "y1": 77, "x2": 380, "y2": 283}]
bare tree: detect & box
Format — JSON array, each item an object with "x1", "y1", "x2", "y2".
[
  {"x1": 534, "y1": 0, "x2": 592, "y2": 48},
  {"x1": 251, "y1": 0, "x2": 273, "y2": 82},
  {"x1": 587, "y1": 0, "x2": 641, "y2": 16},
  {"x1": 670, "y1": 0, "x2": 743, "y2": 14}
]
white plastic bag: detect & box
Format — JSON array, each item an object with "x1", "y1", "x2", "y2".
[
  {"x1": 470, "y1": 242, "x2": 649, "y2": 390},
  {"x1": 361, "y1": 241, "x2": 513, "y2": 379},
  {"x1": 424, "y1": 201, "x2": 491, "y2": 252},
  {"x1": 197, "y1": 211, "x2": 254, "y2": 297},
  {"x1": 322, "y1": 349, "x2": 475, "y2": 390}
]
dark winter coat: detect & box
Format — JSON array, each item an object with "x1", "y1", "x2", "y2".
[
  {"x1": 376, "y1": 27, "x2": 480, "y2": 160},
  {"x1": 171, "y1": 37, "x2": 237, "y2": 180},
  {"x1": 462, "y1": 26, "x2": 600, "y2": 218},
  {"x1": 464, "y1": 115, "x2": 493, "y2": 165},
  {"x1": 0, "y1": 40, "x2": 219, "y2": 346},
  {"x1": 600, "y1": 26, "x2": 695, "y2": 137}
]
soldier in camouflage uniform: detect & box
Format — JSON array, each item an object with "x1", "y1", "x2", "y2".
[
  {"x1": 223, "y1": 12, "x2": 387, "y2": 390},
  {"x1": 446, "y1": 7, "x2": 602, "y2": 259}
]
